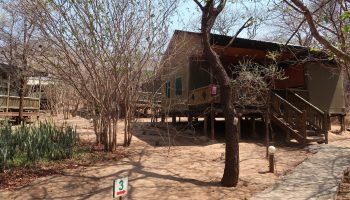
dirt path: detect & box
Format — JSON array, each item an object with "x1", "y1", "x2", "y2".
[{"x1": 0, "y1": 116, "x2": 332, "y2": 200}]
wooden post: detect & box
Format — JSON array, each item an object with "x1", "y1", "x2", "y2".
[
  {"x1": 327, "y1": 115, "x2": 331, "y2": 131},
  {"x1": 324, "y1": 112, "x2": 329, "y2": 144},
  {"x1": 204, "y1": 115, "x2": 208, "y2": 137},
  {"x1": 38, "y1": 75, "x2": 42, "y2": 111},
  {"x1": 188, "y1": 115, "x2": 193, "y2": 125},
  {"x1": 265, "y1": 114, "x2": 270, "y2": 158},
  {"x1": 210, "y1": 104, "x2": 215, "y2": 140},
  {"x1": 269, "y1": 154, "x2": 275, "y2": 173},
  {"x1": 237, "y1": 117, "x2": 241, "y2": 140},
  {"x1": 251, "y1": 117, "x2": 257, "y2": 139},
  {"x1": 340, "y1": 115, "x2": 346, "y2": 133},
  {"x1": 161, "y1": 114, "x2": 165, "y2": 123},
  {"x1": 6, "y1": 75, "x2": 10, "y2": 113},
  {"x1": 172, "y1": 116, "x2": 176, "y2": 126},
  {"x1": 301, "y1": 110, "x2": 307, "y2": 145}
]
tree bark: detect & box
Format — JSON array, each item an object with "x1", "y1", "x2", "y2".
[
  {"x1": 195, "y1": 0, "x2": 239, "y2": 187},
  {"x1": 220, "y1": 85, "x2": 239, "y2": 187},
  {"x1": 18, "y1": 75, "x2": 25, "y2": 122}
]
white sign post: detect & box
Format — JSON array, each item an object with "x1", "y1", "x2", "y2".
[{"x1": 113, "y1": 177, "x2": 128, "y2": 199}]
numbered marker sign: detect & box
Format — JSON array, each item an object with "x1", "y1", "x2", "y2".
[{"x1": 113, "y1": 177, "x2": 128, "y2": 198}]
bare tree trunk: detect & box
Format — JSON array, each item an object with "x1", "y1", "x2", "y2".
[
  {"x1": 194, "y1": 0, "x2": 239, "y2": 187},
  {"x1": 112, "y1": 118, "x2": 117, "y2": 151},
  {"x1": 71, "y1": 99, "x2": 80, "y2": 117},
  {"x1": 220, "y1": 85, "x2": 239, "y2": 187},
  {"x1": 108, "y1": 117, "x2": 112, "y2": 151},
  {"x1": 18, "y1": 75, "x2": 25, "y2": 122},
  {"x1": 127, "y1": 105, "x2": 132, "y2": 146},
  {"x1": 19, "y1": 19, "x2": 28, "y2": 123},
  {"x1": 124, "y1": 106, "x2": 128, "y2": 147}
]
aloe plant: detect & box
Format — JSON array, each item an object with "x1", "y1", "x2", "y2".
[
  {"x1": 0, "y1": 120, "x2": 78, "y2": 169},
  {"x1": 0, "y1": 122, "x2": 16, "y2": 171}
]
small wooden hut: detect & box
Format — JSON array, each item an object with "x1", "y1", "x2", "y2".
[{"x1": 160, "y1": 30, "x2": 345, "y2": 144}]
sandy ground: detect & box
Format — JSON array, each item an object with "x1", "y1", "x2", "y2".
[{"x1": 0, "y1": 115, "x2": 348, "y2": 200}]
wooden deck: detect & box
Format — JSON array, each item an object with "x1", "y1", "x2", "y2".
[
  {"x1": 0, "y1": 95, "x2": 40, "y2": 119},
  {"x1": 186, "y1": 85, "x2": 328, "y2": 145}
]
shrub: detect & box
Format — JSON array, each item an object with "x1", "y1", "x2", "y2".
[
  {"x1": 0, "y1": 122, "x2": 16, "y2": 171},
  {"x1": 0, "y1": 121, "x2": 78, "y2": 170}
]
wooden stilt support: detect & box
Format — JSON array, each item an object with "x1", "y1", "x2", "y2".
[
  {"x1": 327, "y1": 115, "x2": 331, "y2": 131},
  {"x1": 172, "y1": 116, "x2": 176, "y2": 126},
  {"x1": 251, "y1": 117, "x2": 257, "y2": 139},
  {"x1": 188, "y1": 115, "x2": 193, "y2": 125},
  {"x1": 210, "y1": 103, "x2": 215, "y2": 140},
  {"x1": 161, "y1": 114, "x2": 165, "y2": 123},
  {"x1": 204, "y1": 115, "x2": 208, "y2": 137},
  {"x1": 340, "y1": 115, "x2": 346, "y2": 133},
  {"x1": 238, "y1": 117, "x2": 242, "y2": 140},
  {"x1": 324, "y1": 112, "x2": 329, "y2": 144}
]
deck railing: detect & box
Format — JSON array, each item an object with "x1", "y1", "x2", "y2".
[
  {"x1": 188, "y1": 85, "x2": 219, "y2": 106},
  {"x1": 137, "y1": 92, "x2": 162, "y2": 104},
  {"x1": 271, "y1": 92, "x2": 307, "y2": 143},
  {"x1": 286, "y1": 89, "x2": 327, "y2": 131},
  {"x1": 0, "y1": 95, "x2": 40, "y2": 111},
  {"x1": 286, "y1": 89, "x2": 328, "y2": 143}
]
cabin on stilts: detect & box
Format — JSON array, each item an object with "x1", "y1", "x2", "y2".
[
  {"x1": 160, "y1": 30, "x2": 345, "y2": 145},
  {"x1": 0, "y1": 63, "x2": 40, "y2": 122}
]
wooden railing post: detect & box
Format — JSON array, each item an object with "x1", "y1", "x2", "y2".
[
  {"x1": 204, "y1": 115, "x2": 208, "y2": 137},
  {"x1": 301, "y1": 110, "x2": 307, "y2": 145},
  {"x1": 324, "y1": 112, "x2": 329, "y2": 144},
  {"x1": 285, "y1": 103, "x2": 289, "y2": 123},
  {"x1": 6, "y1": 75, "x2": 10, "y2": 113}
]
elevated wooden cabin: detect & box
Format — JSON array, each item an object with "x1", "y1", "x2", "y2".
[
  {"x1": 161, "y1": 30, "x2": 345, "y2": 144},
  {"x1": 0, "y1": 63, "x2": 40, "y2": 121}
]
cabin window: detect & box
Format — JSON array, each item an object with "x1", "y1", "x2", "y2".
[
  {"x1": 165, "y1": 81, "x2": 170, "y2": 98},
  {"x1": 175, "y1": 77, "x2": 182, "y2": 96}
]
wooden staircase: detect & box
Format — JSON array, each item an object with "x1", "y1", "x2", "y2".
[{"x1": 270, "y1": 89, "x2": 328, "y2": 145}]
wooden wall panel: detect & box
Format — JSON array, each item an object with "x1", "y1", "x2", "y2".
[{"x1": 275, "y1": 64, "x2": 305, "y2": 89}]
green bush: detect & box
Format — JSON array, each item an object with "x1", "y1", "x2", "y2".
[
  {"x1": 0, "y1": 121, "x2": 78, "y2": 171},
  {"x1": 0, "y1": 122, "x2": 17, "y2": 171}
]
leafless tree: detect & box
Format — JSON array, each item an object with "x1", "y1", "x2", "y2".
[
  {"x1": 265, "y1": 1, "x2": 314, "y2": 46},
  {"x1": 187, "y1": 1, "x2": 266, "y2": 38},
  {"x1": 20, "y1": 0, "x2": 177, "y2": 151},
  {"x1": 281, "y1": 0, "x2": 350, "y2": 63},
  {"x1": 0, "y1": 0, "x2": 41, "y2": 122},
  {"x1": 193, "y1": 0, "x2": 240, "y2": 187}
]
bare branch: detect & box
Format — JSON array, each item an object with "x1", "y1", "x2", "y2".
[
  {"x1": 285, "y1": 0, "x2": 333, "y2": 45},
  {"x1": 193, "y1": 0, "x2": 204, "y2": 11},
  {"x1": 222, "y1": 17, "x2": 253, "y2": 53},
  {"x1": 282, "y1": 0, "x2": 303, "y2": 13},
  {"x1": 288, "y1": 0, "x2": 350, "y2": 63}
]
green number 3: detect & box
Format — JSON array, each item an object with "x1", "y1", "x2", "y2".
[{"x1": 119, "y1": 180, "x2": 124, "y2": 190}]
